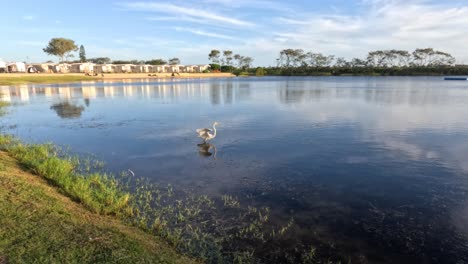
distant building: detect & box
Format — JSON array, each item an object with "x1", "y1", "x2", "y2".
[
  {"x1": 131, "y1": 65, "x2": 142, "y2": 73},
  {"x1": 141, "y1": 65, "x2": 152, "y2": 73},
  {"x1": 6, "y1": 62, "x2": 26, "y2": 73},
  {"x1": 55, "y1": 63, "x2": 71, "y2": 73},
  {"x1": 0, "y1": 58, "x2": 6, "y2": 72},
  {"x1": 183, "y1": 65, "x2": 195, "y2": 73},
  {"x1": 32, "y1": 63, "x2": 55, "y2": 73},
  {"x1": 195, "y1": 64, "x2": 210, "y2": 72},
  {"x1": 94, "y1": 64, "x2": 114, "y2": 73},
  {"x1": 70, "y1": 63, "x2": 95, "y2": 73},
  {"x1": 114, "y1": 64, "x2": 132, "y2": 73},
  {"x1": 165, "y1": 65, "x2": 181, "y2": 73},
  {"x1": 153, "y1": 65, "x2": 166, "y2": 73}
]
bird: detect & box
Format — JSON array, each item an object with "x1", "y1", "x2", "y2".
[{"x1": 196, "y1": 122, "x2": 219, "y2": 143}]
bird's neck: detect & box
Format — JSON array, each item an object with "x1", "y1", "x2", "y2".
[{"x1": 212, "y1": 124, "x2": 217, "y2": 137}]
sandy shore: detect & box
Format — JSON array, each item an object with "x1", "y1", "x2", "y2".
[{"x1": 0, "y1": 72, "x2": 235, "y2": 79}]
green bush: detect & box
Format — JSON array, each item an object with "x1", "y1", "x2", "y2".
[
  {"x1": 209, "y1": 64, "x2": 220, "y2": 71},
  {"x1": 221, "y1": 65, "x2": 235, "y2": 72},
  {"x1": 255, "y1": 67, "x2": 265, "y2": 76}
]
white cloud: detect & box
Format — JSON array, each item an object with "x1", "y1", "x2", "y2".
[
  {"x1": 120, "y1": 2, "x2": 254, "y2": 27},
  {"x1": 201, "y1": 0, "x2": 289, "y2": 11},
  {"x1": 174, "y1": 27, "x2": 238, "y2": 40},
  {"x1": 270, "y1": 0, "x2": 468, "y2": 63},
  {"x1": 22, "y1": 15, "x2": 33, "y2": 20}
]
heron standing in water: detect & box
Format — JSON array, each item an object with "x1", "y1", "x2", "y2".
[{"x1": 196, "y1": 122, "x2": 219, "y2": 143}]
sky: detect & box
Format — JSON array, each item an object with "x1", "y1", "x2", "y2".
[{"x1": 1, "y1": 0, "x2": 468, "y2": 66}]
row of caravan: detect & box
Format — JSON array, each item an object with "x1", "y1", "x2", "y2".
[
  {"x1": 0, "y1": 59, "x2": 211, "y2": 74},
  {"x1": 31, "y1": 63, "x2": 211, "y2": 74},
  {"x1": 0, "y1": 61, "x2": 33, "y2": 73}
]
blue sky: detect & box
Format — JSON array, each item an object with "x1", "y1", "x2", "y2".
[{"x1": 1, "y1": 0, "x2": 468, "y2": 65}]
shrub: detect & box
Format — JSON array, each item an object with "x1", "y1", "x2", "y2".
[{"x1": 255, "y1": 67, "x2": 265, "y2": 76}]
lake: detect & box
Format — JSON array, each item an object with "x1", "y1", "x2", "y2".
[{"x1": 1, "y1": 76, "x2": 468, "y2": 263}]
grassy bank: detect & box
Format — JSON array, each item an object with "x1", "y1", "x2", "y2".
[
  {"x1": 0, "y1": 134, "x2": 197, "y2": 263},
  {"x1": 0, "y1": 151, "x2": 197, "y2": 264},
  {"x1": 0, "y1": 75, "x2": 100, "y2": 86}
]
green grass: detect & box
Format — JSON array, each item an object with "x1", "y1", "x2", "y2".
[
  {"x1": 0, "y1": 137, "x2": 130, "y2": 216},
  {"x1": 0, "y1": 75, "x2": 100, "y2": 86},
  {"x1": 0, "y1": 150, "x2": 198, "y2": 264}
]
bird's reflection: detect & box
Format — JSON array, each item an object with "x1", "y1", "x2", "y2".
[{"x1": 197, "y1": 143, "x2": 217, "y2": 159}]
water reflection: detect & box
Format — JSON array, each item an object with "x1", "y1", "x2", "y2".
[
  {"x1": 0, "y1": 80, "x2": 252, "y2": 105},
  {"x1": 50, "y1": 102, "x2": 85, "y2": 119},
  {"x1": 197, "y1": 143, "x2": 217, "y2": 159},
  {"x1": 1, "y1": 77, "x2": 468, "y2": 263}
]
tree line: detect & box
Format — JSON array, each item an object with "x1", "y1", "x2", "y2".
[
  {"x1": 276, "y1": 48, "x2": 456, "y2": 68},
  {"x1": 41, "y1": 38, "x2": 467, "y2": 76},
  {"x1": 42, "y1": 38, "x2": 181, "y2": 65},
  {"x1": 208, "y1": 50, "x2": 254, "y2": 72},
  {"x1": 253, "y1": 48, "x2": 465, "y2": 76}
]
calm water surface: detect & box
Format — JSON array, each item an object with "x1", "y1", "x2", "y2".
[{"x1": 1, "y1": 77, "x2": 468, "y2": 263}]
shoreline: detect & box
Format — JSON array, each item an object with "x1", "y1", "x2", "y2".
[{"x1": 0, "y1": 72, "x2": 235, "y2": 86}]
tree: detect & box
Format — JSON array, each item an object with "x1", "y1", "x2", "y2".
[
  {"x1": 223, "y1": 50, "x2": 233, "y2": 66},
  {"x1": 168, "y1": 58, "x2": 180, "y2": 65},
  {"x1": 79, "y1": 45, "x2": 86, "y2": 62},
  {"x1": 241, "y1": 56, "x2": 253, "y2": 69},
  {"x1": 145, "y1": 59, "x2": 167, "y2": 65},
  {"x1": 278, "y1": 49, "x2": 305, "y2": 67},
  {"x1": 208, "y1": 50, "x2": 221, "y2": 64},
  {"x1": 334, "y1": 57, "x2": 350, "y2": 67},
  {"x1": 88, "y1": 57, "x2": 111, "y2": 64},
  {"x1": 411, "y1": 48, "x2": 455, "y2": 66},
  {"x1": 389, "y1": 50, "x2": 411, "y2": 67},
  {"x1": 366, "y1": 50, "x2": 388, "y2": 67},
  {"x1": 350, "y1": 58, "x2": 367, "y2": 67},
  {"x1": 255, "y1": 67, "x2": 265, "y2": 76},
  {"x1": 308, "y1": 52, "x2": 335, "y2": 67},
  {"x1": 234, "y1": 54, "x2": 242, "y2": 68},
  {"x1": 43, "y1": 38, "x2": 78, "y2": 63}
]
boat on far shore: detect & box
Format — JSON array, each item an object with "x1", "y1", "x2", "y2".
[{"x1": 444, "y1": 77, "x2": 468, "y2": 81}]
